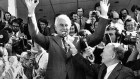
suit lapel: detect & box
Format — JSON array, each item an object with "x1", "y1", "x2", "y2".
[
  {"x1": 108, "y1": 63, "x2": 123, "y2": 79},
  {"x1": 98, "y1": 64, "x2": 107, "y2": 79},
  {"x1": 52, "y1": 36, "x2": 67, "y2": 59}
]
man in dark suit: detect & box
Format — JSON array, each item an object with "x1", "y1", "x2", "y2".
[
  {"x1": 25, "y1": 0, "x2": 109, "y2": 79},
  {"x1": 98, "y1": 43, "x2": 135, "y2": 79},
  {"x1": 73, "y1": 43, "x2": 135, "y2": 79}
]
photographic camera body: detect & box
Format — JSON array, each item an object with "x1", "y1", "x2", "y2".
[
  {"x1": 121, "y1": 31, "x2": 137, "y2": 45},
  {"x1": 91, "y1": 11, "x2": 97, "y2": 16}
]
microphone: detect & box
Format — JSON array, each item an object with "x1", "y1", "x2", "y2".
[{"x1": 83, "y1": 37, "x2": 94, "y2": 60}]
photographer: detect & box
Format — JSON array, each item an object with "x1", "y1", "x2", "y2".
[
  {"x1": 85, "y1": 11, "x2": 99, "y2": 34},
  {"x1": 9, "y1": 18, "x2": 31, "y2": 55}
]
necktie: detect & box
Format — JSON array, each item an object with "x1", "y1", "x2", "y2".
[
  {"x1": 79, "y1": 17, "x2": 82, "y2": 28},
  {"x1": 62, "y1": 38, "x2": 71, "y2": 58},
  {"x1": 62, "y1": 37, "x2": 67, "y2": 52}
]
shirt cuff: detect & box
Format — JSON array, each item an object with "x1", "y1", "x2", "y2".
[{"x1": 100, "y1": 15, "x2": 108, "y2": 19}]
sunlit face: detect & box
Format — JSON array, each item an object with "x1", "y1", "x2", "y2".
[
  {"x1": 55, "y1": 16, "x2": 71, "y2": 37},
  {"x1": 77, "y1": 8, "x2": 83, "y2": 17},
  {"x1": 101, "y1": 44, "x2": 115, "y2": 64},
  {"x1": 5, "y1": 13, "x2": 11, "y2": 21},
  {"x1": 125, "y1": 21, "x2": 135, "y2": 31}
]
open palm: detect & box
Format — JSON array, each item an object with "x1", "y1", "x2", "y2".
[{"x1": 25, "y1": 0, "x2": 39, "y2": 15}]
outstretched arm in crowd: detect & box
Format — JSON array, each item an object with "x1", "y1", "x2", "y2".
[
  {"x1": 86, "y1": 0, "x2": 110, "y2": 47},
  {"x1": 25, "y1": 0, "x2": 49, "y2": 49}
]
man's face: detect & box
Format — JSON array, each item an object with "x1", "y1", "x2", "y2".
[
  {"x1": 39, "y1": 22, "x2": 46, "y2": 29},
  {"x1": 121, "y1": 10, "x2": 128, "y2": 18},
  {"x1": 125, "y1": 21, "x2": 135, "y2": 31},
  {"x1": 12, "y1": 22, "x2": 20, "y2": 32},
  {"x1": 101, "y1": 44, "x2": 114, "y2": 64},
  {"x1": 112, "y1": 15, "x2": 119, "y2": 23},
  {"x1": 5, "y1": 13, "x2": 11, "y2": 21},
  {"x1": 77, "y1": 8, "x2": 83, "y2": 17},
  {"x1": 134, "y1": 9, "x2": 140, "y2": 16},
  {"x1": 55, "y1": 18, "x2": 71, "y2": 37},
  {"x1": 72, "y1": 14, "x2": 78, "y2": 20}
]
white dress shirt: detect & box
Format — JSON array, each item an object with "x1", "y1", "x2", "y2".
[
  {"x1": 104, "y1": 63, "x2": 118, "y2": 79},
  {"x1": 35, "y1": 48, "x2": 49, "y2": 69}
]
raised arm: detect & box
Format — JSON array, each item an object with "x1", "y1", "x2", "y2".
[
  {"x1": 25, "y1": 0, "x2": 49, "y2": 49},
  {"x1": 86, "y1": 0, "x2": 110, "y2": 47}
]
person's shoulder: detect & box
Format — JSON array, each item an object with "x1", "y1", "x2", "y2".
[{"x1": 120, "y1": 65, "x2": 134, "y2": 75}]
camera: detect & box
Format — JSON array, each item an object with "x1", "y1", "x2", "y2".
[
  {"x1": 12, "y1": 37, "x2": 31, "y2": 55},
  {"x1": 120, "y1": 30, "x2": 137, "y2": 45},
  {"x1": 91, "y1": 11, "x2": 97, "y2": 16}
]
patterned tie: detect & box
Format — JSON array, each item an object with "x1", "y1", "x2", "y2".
[{"x1": 62, "y1": 38, "x2": 71, "y2": 58}]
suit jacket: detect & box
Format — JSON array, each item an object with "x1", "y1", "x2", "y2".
[
  {"x1": 76, "y1": 16, "x2": 88, "y2": 30},
  {"x1": 28, "y1": 17, "x2": 108, "y2": 79},
  {"x1": 98, "y1": 63, "x2": 135, "y2": 79}
]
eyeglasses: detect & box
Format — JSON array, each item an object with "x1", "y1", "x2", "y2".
[{"x1": 113, "y1": 18, "x2": 119, "y2": 20}]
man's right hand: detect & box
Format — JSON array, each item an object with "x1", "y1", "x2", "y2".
[{"x1": 25, "y1": 0, "x2": 39, "y2": 16}]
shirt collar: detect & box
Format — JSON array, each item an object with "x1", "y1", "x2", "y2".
[{"x1": 106, "y1": 63, "x2": 118, "y2": 73}]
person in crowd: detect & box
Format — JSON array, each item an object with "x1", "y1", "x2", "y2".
[
  {"x1": 37, "y1": 18, "x2": 50, "y2": 36},
  {"x1": 25, "y1": 0, "x2": 109, "y2": 79},
  {"x1": 124, "y1": 18, "x2": 137, "y2": 32},
  {"x1": 76, "y1": 8, "x2": 88, "y2": 29},
  {"x1": 108, "y1": 11, "x2": 124, "y2": 34},
  {"x1": 85, "y1": 11, "x2": 99, "y2": 34},
  {"x1": 125, "y1": 28, "x2": 140, "y2": 78},
  {"x1": 131, "y1": 5, "x2": 140, "y2": 24},
  {"x1": 73, "y1": 43, "x2": 135, "y2": 79},
  {"x1": 70, "y1": 12, "x2": 80, "y2": 32},
  {"x1": 32, "y1": 42, "x2": 49, "y2": 79},
  {"x1": 69, "y1": 22, "x2": 79, "y2": 37},
  {"x1": 119, "y1": 8, "x2": 132, "y2": 23}
]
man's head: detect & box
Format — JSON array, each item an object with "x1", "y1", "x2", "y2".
[
  {"x1": 125, "y1": 19, "x2": 136, "y2": 31},
  {"x1": 110, "y1": 11, "x2": 119, "y2": 23},
  {"x1": 70, "y1": 12, "x2": 78, "y2": 21},
  {"x1": 38, "y1": 18, "x2": 48, "y2": 30},
  {"x1": 77, "y1": 8, "x2": 84, "y2": 17},
  {"x1": 4, "y1": 12, "x2": 11, "y2": 21},
  {"x1": 55, "y1": 14, "x2": 71, "y2": 37},
  {"x1": 120, "y1": 8, "x2": 129, "y2": 18},
  {"x1": 94, "y1": 2, "x2": 101, "y2": 11},
  {"x1": 101, "y1": 43, "x2": 125, "y2": 66}
]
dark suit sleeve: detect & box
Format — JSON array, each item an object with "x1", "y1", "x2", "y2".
[
  {"x1": 73, "y1": 53, "x2": 100, "y2": 77},
  {"x1": 86, "y1": 17, "x2": 109, "y2": 47},
  {"x1": 125, "y1": 59, "x2": 140, "y2": 71},
  {"x1": 28, "y1": 17, "x2": 50, "y2": 50}
]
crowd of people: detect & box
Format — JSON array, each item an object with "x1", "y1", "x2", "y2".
[{"x1": 0, "y1": 0, "x2": 140, "y2": 79}]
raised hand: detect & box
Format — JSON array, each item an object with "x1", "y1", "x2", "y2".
[
  {"x1": 100, "y1": 0, "x2": 110, "y2": 18},
  {"x1": 25, "y1": 0, "x2": 39, "y2": 15}
]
